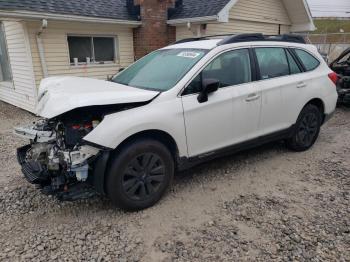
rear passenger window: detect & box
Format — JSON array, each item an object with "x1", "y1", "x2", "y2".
[
  {"x1": 295, "y1": 49, "x2": 320, "y2": 71},
  {"x1": 286, "y1": 50, "x2": 302, "y2": 74},
  {"x1": 255, "y1": 48, "x2": 289, "y2": 80}
]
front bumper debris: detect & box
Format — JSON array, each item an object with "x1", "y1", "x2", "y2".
[
  {"x1": 51, "y1": 183, "x2": 97, "y2": 201},
  {"x1": 17, "y1": 145, "x2": 49, "y2": 184},
  {"x1": 16, "y1": 144, "x2": 101, "y2": 201},
  {"x1": 14, "y1": 125, "x2": 55, "y2": 143}
]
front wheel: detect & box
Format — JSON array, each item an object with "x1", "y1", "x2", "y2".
[
  {"x1": 106, "y1": 138, "x2": 174, "y2": 211},
  {"x1": 286, "y1": 104, "x2": 322, "y2": 152}
]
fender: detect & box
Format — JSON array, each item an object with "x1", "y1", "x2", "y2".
[
  {"x1": 83, "y1": 98, "x2": 188, "y2": 158},
  {"x1": 293, "y1": 94, "x2": 336, "y2": 126},
  {"x1": 289, "y1": 71, "x2": 337, "y2": 125}
]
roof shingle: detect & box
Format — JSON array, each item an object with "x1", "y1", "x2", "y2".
[
  {"x1": 168, "y1": 0, "x2": 231, "y2": 20},
  {"x1": 0, "y1": 0, "x2": 232, "y2": 21},
  {"x1": 0, "y1": 0, "x2": 138, "y2": 21}
]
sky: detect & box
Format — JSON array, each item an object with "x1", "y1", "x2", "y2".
[{"x1": 307, "y1": 0, "x2": 350, "y2": 18}]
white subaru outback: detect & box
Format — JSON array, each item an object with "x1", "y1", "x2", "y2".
[{"x1": 14, "y1": 34, "x2": 338, "y2": 210}]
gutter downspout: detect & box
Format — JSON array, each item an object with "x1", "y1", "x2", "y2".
[{"x1": 36, "y1": 19, "x2": 48, "y2": 78}]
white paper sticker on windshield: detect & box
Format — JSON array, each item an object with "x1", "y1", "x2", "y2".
[{"x1": 177, "y1": 51, "x2": 201, "y2": 59}]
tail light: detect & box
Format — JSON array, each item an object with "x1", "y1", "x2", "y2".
[{"x1": 328, "y1": 72, "x2": 339, "y2": 86}]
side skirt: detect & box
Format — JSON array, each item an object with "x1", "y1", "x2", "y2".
[{"x1": 177, "y1": 125, "x2": 295, "y2": 171}]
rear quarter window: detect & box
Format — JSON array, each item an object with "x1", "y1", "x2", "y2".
[{"x1": 295, "y1": 49, "x2": 320, "y2": 71}]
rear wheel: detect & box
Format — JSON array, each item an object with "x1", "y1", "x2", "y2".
[
  {"x1": 106, "y1": 138, "x2": 174, "y2": 211},
  {"x1": 286, "y1": 104, "x2": 322, "y2": 152}
]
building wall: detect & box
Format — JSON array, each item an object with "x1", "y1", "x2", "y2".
[
  {"x1": 206, "y1": 20, "x2": 290, "y2": 36},
  {"x1": 175, "y1": 0, "x2": 291, "y2": 40},
  {"x1": 229, "y1": 0, "x2": 291, "y2": 25},
  {"x1": 0, "y1": 20, "x2": 37, "y2": 112},
  {"x1": 26, "y1": 21, "x2": 135, "y2": 87}
]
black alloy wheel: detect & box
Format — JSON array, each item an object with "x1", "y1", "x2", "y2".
[
  {"x1": 295, "y1": 112, "x2": 319, "y2": 148},
  {"x1": 121, "y1": 153, "x2": 166, "y2": 201},
  {"x1": 106, "y1": 138, "x2": 174, "y2": 211},
  {"x1": 286, "y1": 104, "x2": 322, "y2": 152}
]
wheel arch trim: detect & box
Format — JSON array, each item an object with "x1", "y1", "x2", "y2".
[
  {"x1": 92, "y1": 129, "x2": 181, "y2": 195},
  {"x1": 112, "y1": 129, "x2": 180, "y2": 160},
  {"x1": 304, "y1": 97, "x2": 326, "y2": 123}
]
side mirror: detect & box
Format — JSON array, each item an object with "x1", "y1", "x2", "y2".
[
  {"x1": 197, "y1": 78, "x2": 220, "y2": 103},
  {"x1": 118, "y1": 68, "x2": 125, "y2": 72}
]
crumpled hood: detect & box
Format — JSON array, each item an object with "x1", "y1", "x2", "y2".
[{"x1": 36, "y1": 76, "x2": 160, "y2": 119}]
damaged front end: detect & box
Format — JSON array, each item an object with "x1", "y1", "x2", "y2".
[
  {"x1": 13, "y1": 76, "x2": 160, "y2": 201},
  {"x1": 15, "y1": 113, "x2": 106, "y2": 201}
]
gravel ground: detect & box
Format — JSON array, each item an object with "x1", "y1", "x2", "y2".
[{"x1": 0, "y1": 100, "x2": 349, "y2": 261}]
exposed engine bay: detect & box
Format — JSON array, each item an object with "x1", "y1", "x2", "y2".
[
  {"x1": 15, "y1": 117, "x2": 101, "y2": 200},
  {"x1": 14, "y1": 103, "x2": 148, "y2": 201}
]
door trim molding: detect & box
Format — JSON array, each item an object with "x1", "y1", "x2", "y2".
[{"x1": 177, "y1": 124, "x2": 295, "y2": 171}]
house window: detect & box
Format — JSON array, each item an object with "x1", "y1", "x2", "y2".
[
  {"x1": 0, "y1": 23, "x2": 12, "y2": 82},
  {"x1": 67, "y1": 36, "x2": 117, "y2": 65}
]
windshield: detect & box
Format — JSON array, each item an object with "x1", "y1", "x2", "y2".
[{"x1": 112, "y1": 49, "x2": 207, "y2": 91}]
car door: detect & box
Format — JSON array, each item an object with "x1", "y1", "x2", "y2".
[
  {"x1": 181, "y1": 48, "x2": 262, "y2": 157},
  {"x1": 281, "y1": 48, "x2": 322, "y2": 124},
  {"x1": 253, "y1": 47, "x2": 297, "y2": 136}
]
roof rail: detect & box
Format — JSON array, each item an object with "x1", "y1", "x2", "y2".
[
  {"x1": 173, "y1": 34, "x2": 237, "y2": 45},
  {"x1": 173, "y1": 33, "x2": 307, "y2": 46},
  {"x1": 173, "y1": 37, "x2": 208, "y2": 45},
  {"x1": 217, "y1": 33, "x2": 265, "y2": 45},
  {"x1": 217, "y1": 33, "x2": 306, "y2": 45}
]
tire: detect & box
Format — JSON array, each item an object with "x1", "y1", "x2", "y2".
[
  {"x1": 106, "y1": 138, "x2": 174, "y2": 211},
  {"x1": 286, "y1": 104, "x2": 322, "y2": 152}
]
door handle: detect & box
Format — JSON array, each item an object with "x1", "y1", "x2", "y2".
[
  {"x1": 245, "y1": 93, "x2": 260, "y2": 102},
  {"x1": 297, "y1": 82, "x2": 307, "y2": 88}
]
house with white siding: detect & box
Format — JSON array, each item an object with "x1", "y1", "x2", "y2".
[{"x1": 0, "y1": 0, "x2": 315, "y2": 112}]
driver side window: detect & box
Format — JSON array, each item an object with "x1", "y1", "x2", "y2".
[{"x1": 183, "y1": 49, "x2": 252, "y2": 95}]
